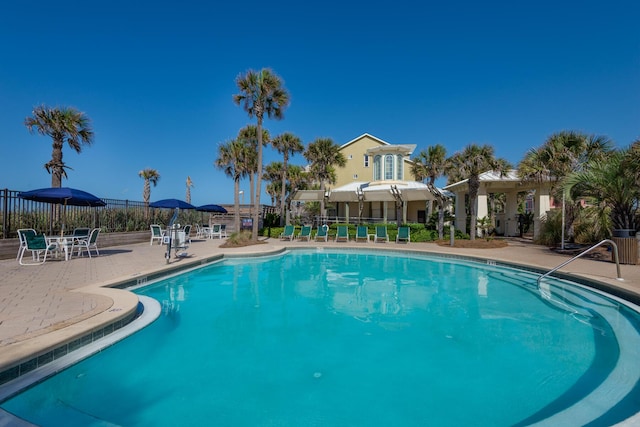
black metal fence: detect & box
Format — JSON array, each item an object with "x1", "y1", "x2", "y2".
[{"x1": 0, "y1": 188, "x2": 273, "y2": 239}]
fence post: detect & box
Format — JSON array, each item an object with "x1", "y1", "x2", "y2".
[{"x1": 2, "y1": 188, "x2": 8, "y2": 239}]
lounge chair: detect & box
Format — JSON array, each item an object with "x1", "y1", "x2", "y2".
[
  {"x1": 396, "y1": 226, "x2": 410, "y2": 243},
  {"x1": 73, "y1": 228, "x2": 101, "y2": 258},
  {"x1": 315, "y1": 225, "x2": 329, "y2": 242},
  {"x1": 335, "y1": 225, "x2": 349, "y2": 242},
  {"x1": 374, "y1": 225, "x2": 388, "y2": 243},
  {"x1": 355, "y1": 225, "x2": 369, "y2": 242},
  {"x1": 280, "y1": 225, "x2": 295, "y2": 241},
  {"x1": 150, "y1": 224, "x2": 164, "y2": 245},
  {"x1": 298, "y1": 225, "x2": 312, "y2": 241},
  {"x1": 16, "y1": 228, "x2": 37, "y2": 260},
  {"x1": 19, "y1": 234, "x2": 58, "y2": 265}
]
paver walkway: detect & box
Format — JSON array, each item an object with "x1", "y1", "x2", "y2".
[{"x1": 1, "y1": 237, "x2": 639, "y2": 371}]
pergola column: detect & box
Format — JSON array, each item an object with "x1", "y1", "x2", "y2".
[
  {"x1": 533, "y1": 186, "x2": 551, "y2": 239},
  {"x1": 476, "y1": 187, "x2": 488, "y2": 237},
  {"x1": 454, "y1": 191, "x2": 467, "y2": 234},
  {"x1": 345, "y1": 203, "x2": 350, "y2": 224}
]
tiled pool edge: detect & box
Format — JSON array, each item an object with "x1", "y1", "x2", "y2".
[
  {"x1": 0, "y1": 245, "x2": 635, "y2": 396},
  {"x1": 0, "y1": 252, "x2": 232, "y2": 389}
]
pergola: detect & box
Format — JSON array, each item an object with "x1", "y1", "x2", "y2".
[{"x1": 443, "y1": 170, "x2": 552, "y2": 238}]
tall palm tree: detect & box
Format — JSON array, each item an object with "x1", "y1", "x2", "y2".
[
  {"x1": 446, "y1": 144, "x2": 511, "y2": 240},
  {"x1": 271, "y1": 132, "x2": 304, "y2": 225},
  {"x1": 24, "y1": 105, "x2": 94, "y2": 187},
  {"x1": 215, "y1": 139, "x2": 246, "y2": 232},
  {"x1": 304, "y1": 138, "x2": 347, "y2": 216},
  {"x1": 411, "y1": 144, "x2": 448, "y2": 238},
  {"x1": 185, "y1": 176, "x2": 194, "y2": 204},
  {"x1": 139, "y1": 168, "x2": 160, "y2": 218},
  {"x1": 518, "y1": 131, "x2": 613, "y2": 241},
  {"x1": 236, "y1": 125, "x2": 270, "y2": 221},
  {"x1": 234, "y1": 68, "x2": 290, "y2": 241}
]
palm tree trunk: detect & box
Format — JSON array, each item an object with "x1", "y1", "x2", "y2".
[
  {"x1": 280, "y1": 154, "x2": 287, "y2": 226},
  {"x1": 319, "y1": 181, "x2": 326, "y2": 220},
  {"x1": 252, "y1": 118, "x2": 264, "y2": 241},
  {"x1": 469, "y1": 177, "x2": 480, "y2": 240},
  {"x1": 233, "y1": 178, "x2": 240, "y2": 233}
]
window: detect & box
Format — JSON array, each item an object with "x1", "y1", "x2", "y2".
[
  {"x1": 353, "y1": 174, "x2": 358, "y2": 180},
  {"x1": 396, "y1": 154, "x2": 403, "y2": 180},
  {"x1": 364, "y1": 154, "x2": 369, "y2": 167},
  {"x1": 348, "y1": 154, "x2": 353, "y2": 159},
  {"x1": 384, "y1": 155, "x2": 393, "y2": 180},
  {"x1": 373, "y1": 155, "x2": 382, "y2": 180}
]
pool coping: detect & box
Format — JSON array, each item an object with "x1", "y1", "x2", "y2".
[{"x1": 0, "y1": 244, "x2": 638, "y2": 394}]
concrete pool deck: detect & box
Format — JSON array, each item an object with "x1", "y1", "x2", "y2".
[{"x1": 1, "y1": 236, "x2": 640, "y2": 378}]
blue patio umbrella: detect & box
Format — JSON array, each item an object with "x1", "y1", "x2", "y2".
[
  {"x1": 149, "y1": 199, "x2": 196, "y2": 209},
  {"x1": 18, "y1": 187, "x2": 106, "y2": 235},
  {"x1": 196, "y1": 204, "x2": 227, "y2": 213},
  {"x1": 18, "y1": 187, "x2": 106, "y2": 207}
]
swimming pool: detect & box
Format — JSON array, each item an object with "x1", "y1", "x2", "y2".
[{"x1": 2, "y1": 248, "x2": 640, "y2": 426}]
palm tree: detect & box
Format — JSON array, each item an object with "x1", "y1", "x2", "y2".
[
  {"x1": 185, "y1": 176, "x2": 194, "y2": 204},
  {"x1": 564, "y1": 148, "x2": 639, "y2": 235},
  {"x1": 233, "y1": 68, "x2": 290, "y2": 241},
  {"x1": 139, "y1": 168, "x2": 160, "y2": 218},
  {"x1": 24, "y1": 105, "x2": 94, "y2": 187},
  {"x1": 215, "y1": 139, "x2": 246, "y2": 233},
  {"x1": 411, "y1": 144, "x2": 448, "y2": 238},
  {"x1": 304, "y1": 138, "x2": 347, "y2": 217},
  {"x1": 446, "y1": 144, "x2": 511, "y2": 240},
  {"x1": 236, "y1": 125, "x2": 270, "y2": 221},
  {"x1": 263, "y1": 161, "x2": 284, "y2": 207},
  {"x1": 518, "y1": 131, "x2": 613, "y2": 242},
  {"x1": 272, "y1": 132, "x2": 304, "y2": 225}
]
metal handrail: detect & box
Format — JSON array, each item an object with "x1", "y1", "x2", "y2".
[{"x1": 537, "y1": 239, "x2": 623, "y2": 288}]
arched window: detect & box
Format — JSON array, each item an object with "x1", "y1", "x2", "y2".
[
  {"x1": 373, "y1": 155, "x2": 382, "y2": 181},
  {"x1": 384, "y1": 155, "x2": 394, "y2": 180},
  {"x1": 396, "y1": 155, "x2": 403, "y2": 180}
]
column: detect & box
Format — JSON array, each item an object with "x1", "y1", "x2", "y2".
[
  {"x1": 455, "y1": 191, "x2": 467, "y2": 234},
  {"x1": 533, "y1": 186, "x2": 551, "y2": 239}
]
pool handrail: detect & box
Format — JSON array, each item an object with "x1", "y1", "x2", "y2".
[{"x1": 537, "y1": 239, "x2": 623, "y2": 288}]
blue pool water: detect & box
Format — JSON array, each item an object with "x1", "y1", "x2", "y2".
[{"x1": 3, "y1": 249, "x2": 640, "y2": 426}]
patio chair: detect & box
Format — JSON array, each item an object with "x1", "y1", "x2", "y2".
[
  {"x1": 374, "y1": 225, "x2": 388, "y2": 243},
  {"x1": 19, "y1": 233, "x2": 58, "y2": 265},
  {"x1": 150, "y1": 224, "x2": 165, "y2": 245},
  {"x1": 210, "y1": 224, "x2": 222, "y2": 239},
  {"x1": 280, "y1": 225, "x2": 295, "y2": 241},
  {"x1": 355, "y1": 225, "x2": 369, "y2": 242},
  {"x1": 315, "y1": 225, "x2": 329, "y2": 242},
  {"x1": 73, "y1": 228, "x2": 101, "y2": 258},
  {"x1": 298, "y1": 225, "x2": 312, "y2": 241},
  {"x1": 220, "y1": 224, "x2": 228, "y2": 238},
  {"x1": 335, "y1": 225, "x2": 349, "y2": 242},
  {"x1": 16, "y1": 228, "x2": 37, "y2": 260},
  {"x1": 183, "y1": 224, "x2": 192, "y2": 244},
  {"x1": 396, "y1": 226, "x2": 410, "y2": 243}
]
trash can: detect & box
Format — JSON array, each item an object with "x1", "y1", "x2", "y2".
[{"x1": 612, "y1": 229, "x2": 638, "y2": 265}]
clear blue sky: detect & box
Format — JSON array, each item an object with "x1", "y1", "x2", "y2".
[{"x1": 1, "y1": 0, "x2": 638, "y2": 206}]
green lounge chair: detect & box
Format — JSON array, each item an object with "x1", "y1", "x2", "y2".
[
  {"x1": 315, "y1": 225, "x2": 329, "y2": 242},
  {"x1": 335, "y1": 225, "x2": 349, "y2": 242},
  {"x1": 298, "y1": 225, "x2": 312, "y2": 241},
  {"x1": 355, "y1": 225, "x2": 369, "y2": 242},
  {"x1": 280, "y1": 225, "x2": 295, "y2": 241},
  {"x1": 396, "y1": 226, "x2": 410, "y2": 243},
  {"x1": 73, "y1": 228, "x2": 101, "y2": 258},
  {"x1": 374, "y1": 225, "x2": 388, "y2": 243}
]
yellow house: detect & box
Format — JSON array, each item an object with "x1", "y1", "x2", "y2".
[{"x1": 293, "y1": 133, "x2": 441, "y2": 224}]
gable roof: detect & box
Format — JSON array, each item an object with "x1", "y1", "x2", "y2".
[{"x1": 339, "y1": 133, "x2": 392, "y2": 150}]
